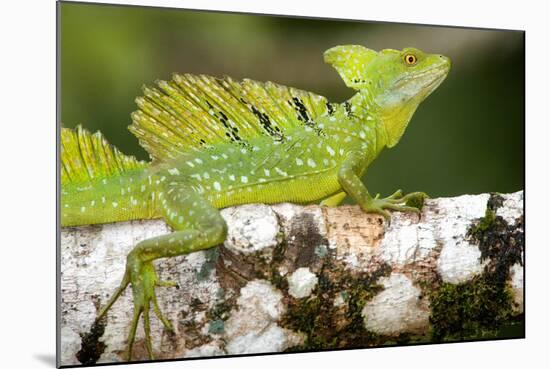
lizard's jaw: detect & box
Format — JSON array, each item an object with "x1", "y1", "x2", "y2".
[{"x1": 384, "y1": 56, "x2": 451, "y2": 107}]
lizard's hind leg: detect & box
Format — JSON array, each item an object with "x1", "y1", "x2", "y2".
[{"x1": 96, "y1": 185, "x2": 227, "y2": 361}]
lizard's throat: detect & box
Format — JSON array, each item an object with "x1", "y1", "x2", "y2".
[
  {"x1": 379, "y1": 101, "x2": 419, "y2": 148},
  {"x1": 348, "y1": 89, "x2": 408, "y2": 150}
]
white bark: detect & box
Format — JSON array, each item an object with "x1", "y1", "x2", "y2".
[{"x1": 59, "y1": 191, "x2": 524, "y2": 366}]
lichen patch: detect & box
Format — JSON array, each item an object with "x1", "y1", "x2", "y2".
[
  {"x1": 224, "y1": 279, "x2": 303, "y2": 354},
  {"x1": 496, "y1": 191, "x2": 523, "y2": 224},
  {"x1": 225, "y1": 324, "x2": 303, "y2": 354},
  {"x1": 361, "y1": 273, "x2": 430, "y2": 335},
  {"x1": 221, "y1": 204, "x2": 281, "y2": 258},
  {"x1": 378, "y1": 216, "x2": 437, "y2": 266},
  {"x1": 287, "y1": 267, "x2": 319, "y2": 299},
  {"x1": 437, "y1": 241, "x2": 486, "y2": 284},
  {"x1": 509, "y1": 262, "x2": 524, "y2": 313}
]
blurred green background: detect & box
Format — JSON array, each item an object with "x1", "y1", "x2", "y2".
[{"x1": 59, "y1": 2, "x2": 524, "y2": 198}]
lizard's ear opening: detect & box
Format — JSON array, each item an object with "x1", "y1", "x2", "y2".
[{"x1": 323, "y1": 45, "x2": 377, "y2": 90}]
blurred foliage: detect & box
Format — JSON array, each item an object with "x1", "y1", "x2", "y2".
[{"x1": 60, "y1": 2, "x2": 524, "y2": 197}]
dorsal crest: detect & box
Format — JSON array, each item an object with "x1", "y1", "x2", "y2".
[{"x1": 129, "y1": 74, "x2": 330, "y2": 162}]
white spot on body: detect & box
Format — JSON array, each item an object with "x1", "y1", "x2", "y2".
[
  {"x1": 307, "y1": 158, "x2": 316, "y2": 168},
  {"x1": 213, "y1": 182, "x2": 222, "y2": 191},
  {"x1": 168, "y1": 168, "x2": 180, "y2": 176},
  {"x1": 274, "y1": 167, "x2": 288, "y2": 176}
]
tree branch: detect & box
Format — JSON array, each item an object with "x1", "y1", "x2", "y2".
[{"x1": 59, "y1": 191, "x2": 524, "y2": 366}]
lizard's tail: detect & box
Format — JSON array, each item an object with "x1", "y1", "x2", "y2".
[
  {"x1": 61, "y1": 125, "x2": 156, "y2": 227},
  {"x1": 61, "y1": 125, "x2": 147, "y2": 186}
]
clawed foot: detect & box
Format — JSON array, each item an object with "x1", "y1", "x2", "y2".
[
  {"x1": 362, "y1": 189, "x2": 428, "y2": 220},
  {"x1": 96, "y1": 253, "x2": 178, "y2": 361}
]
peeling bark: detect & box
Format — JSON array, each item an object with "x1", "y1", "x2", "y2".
[{"x1": 59, "y1": 191, "x2": 524, "y2": 366}]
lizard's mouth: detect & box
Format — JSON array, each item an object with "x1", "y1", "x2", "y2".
[
  {"x1": 394, "y1": 60, "x2": 451, "y2": 102},
  {"x1": 375, "y1": 57, "x2": 451, "y2": 110}
]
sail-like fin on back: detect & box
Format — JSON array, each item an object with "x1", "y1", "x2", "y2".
[
  {"x1": 129, "y1": 74, "x2": 331, "y2": 162},
  {"x1": 61, "y1": 125, "x2": 147, "y2": 186}
]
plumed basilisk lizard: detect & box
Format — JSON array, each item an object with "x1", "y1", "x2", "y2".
[{"x1": 61, "y1": 45, "x2": 451, "y2": 360}]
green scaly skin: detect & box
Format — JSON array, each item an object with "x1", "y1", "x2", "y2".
[{"x1": 61, "y1": 45, "x2": 450, "y2": 361}]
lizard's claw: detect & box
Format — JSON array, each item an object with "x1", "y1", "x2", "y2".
[
  {"x1": 96, "y1": 254, "x2": 177, "y2": 361},
  {"x1": 362, "y1": 190, "x2": 428, "y2": 220}
]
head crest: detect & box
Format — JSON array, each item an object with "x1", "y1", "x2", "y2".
[{"x1": 323, "y1": 45, "x2": 377, "y2": 90}]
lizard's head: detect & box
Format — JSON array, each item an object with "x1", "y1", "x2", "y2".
[{"x1": 324, "y1": 45, "x2": 451, "y2": 147}]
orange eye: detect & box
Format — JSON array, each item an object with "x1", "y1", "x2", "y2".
[{"x1": 404, "y1": 54, "x2": 417, "y2": 65}]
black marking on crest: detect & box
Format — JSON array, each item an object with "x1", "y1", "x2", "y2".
[
  {"x1": 290, "y1": 97, "x2": 313, "y2": 125},
  {"x1": 343, "y1": 102, "x2": 356, "y2": 118},
  {"x1": 286, "y1": 96, "x2": 326, "y2": 138},
  {"x1": 326, "y1": 102, "x2": 335, "y2": 115},
  {"x1": 250, "y1": 105, "x2": 285, "y2": 142},
  {"x1": 206, "y1": 101, "x2": 247, "y2": 146}
]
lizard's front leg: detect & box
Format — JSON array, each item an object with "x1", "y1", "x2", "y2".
[
  {"x1": 96, "y1": 186, "x2": 227, "y2": 361},
  {"x1": 338, "y1": 151, "x2": 426, "y2": 219}
]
